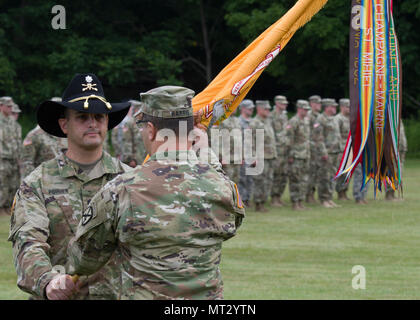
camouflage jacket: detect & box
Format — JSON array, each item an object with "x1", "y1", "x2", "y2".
[
  {"x1": 111, "y1": 116, "x2": 146, "y2": 165},
  {"x1": 285, "y1": 115, "x2": 310, "y2": 160},
  {"x1": 13, "y1": 118, "x2": 23, "y2": 161},
  {"x1": 335, "y1": 113, "x2": 350, "y2": 147},
  {"x1": 68, "y1": 149, "x2": 245, "y2": 300},
  {"x1": 210, "y1": 116, "x2": 242, "y2": 165},
  {"x1": 307, "y1": 110, "x2": 320, "y2": 153},
  {"x1": 249, "y1": 115, "x2": 277, "y2": 159},
  {"x1": 313, "y1": 113, "x2": 342, "y2": 156},
  {"x1": 271, "y1": 109, "x2": 288, "y2": 154},
  {"x1": 8, "y1": 151, "x2": 131, "y2": 300},
  {"x1": 21, "y1": 126, "x2": 68, "y2": 179},
  {"x1": 0, "y1": 113, "x2": 20, "y2": 160}
]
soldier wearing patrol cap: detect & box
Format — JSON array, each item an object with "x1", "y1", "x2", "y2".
[
  {"x1": 0, "y1": 96, "x2": 21, "y2": 214},
  {"x1": 9, "y1": 73, "x2": 132, "y2": 300},
  {"x1": 271, "y1": 95, "x2": 289, "y2": 207},
  {"x1": 313, "y1": 98, "x2": 341, "y2": 208},
  {"x1": 238, "y1": 99, "x2": 255, "y2": 207},
  {"x1": 68, "y1": 85, "x2": 245, "y2": 300},
  {"x1": 249, "y1": 100, "x2": 277, "y2": 212},
  {"x1": 335, "y1": 98, "x2": 351, "y2": 200},
  {"x1": 111, "y1": 99, "x2": 147, "y2": 167},
  {"x1": 306, "y1": 95, "x2": 322, "y2": 204},
  {"x1": 286, "y1": 100, "x2": 311, "y2": 210}
]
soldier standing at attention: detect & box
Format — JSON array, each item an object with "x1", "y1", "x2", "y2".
[
  {"x1": 271, "y1": 95, "x2": 289, "y2": 207},
  {"x1": 306, "y1": 95, "x2": 322, "y2": 204},
  {"x1": 249, "y1": 100, "x2": 277, "y2": 212},
  {"x1": 210, "y1": 112, "x2": 242, "y2": 184},
  {"x1": 8, "y1": 73, "x2": 131, "y2": 300},
  {"x1": 335, "y1": 98, "x2": 350, "y2": 200},
  {"x1": 313, "y1": 98, "x2": 341, "y2": 208},
  {"x1": 111, "y1": 100, "x2": 147, "y2": 167},
  {"x1": 238, "y1": 99, "x2": 255, "y2": 207},
  {"x1": 285, "y1": 100, "x2": 311, "y2": 211},
  {"x1": 68, "y1": 86, "x2": 245, "y2": 300},
  {"x1": 353, "y1": 164, "x2": 369, "y2": 204},
  {"x1": 11, "y1": 102, "x2": 23, "y2": 204},
  {"x1": 0, "y1": 97, "x2": 20, "y2": 215},
  {"x1": 21, "y1": 97, "x2": 68, "y2": 179}
]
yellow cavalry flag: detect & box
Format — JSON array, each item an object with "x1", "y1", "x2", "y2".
[{"x1": 193, "y1": 0, "x2": 328, "y2": 128}]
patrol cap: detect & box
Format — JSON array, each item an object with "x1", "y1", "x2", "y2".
[
  {"x1": 138, "y1": 86, "x2": 194, "y2": 118},
  {"x1": 239, "y1": 99, "x2": 255, "y2": 109},
  {"x1": 12, "y1": 103, "x2": 21, "y2": 113},
  {"x1": 308, "y1": 95, "x2": 322, "y2": 103},
  {"x1": 296, "y1": 99, "x2": 310, "y2": 110},
  {"x1": 255, "y1": 100, "x2": 271, "y2": 110},
  {"x1": 274, "y1": 95, "x2": 289, "y2": 104},
  {"x1": 339, "y1": 98, "x2": 350, "y2": 107},
  {"x1": 0, "y1": 96, "x2": 14, "y2": 106},
  {"x1": 321, "y1": 98, "x2": 338, "y2": 107}
]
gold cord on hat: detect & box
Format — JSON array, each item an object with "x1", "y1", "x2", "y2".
[{"x1": 69, "y1": 95, "x2": 112, "y2": 110}]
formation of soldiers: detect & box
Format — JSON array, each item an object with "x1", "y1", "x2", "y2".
[
  {"x1": 0, "y1": 71, "x2": 410, "y2": 300},
  {"x1": 0, "y1": 92, "x2": 409, "y2": 216},
  {"x1": 208, "y1": 95, "x2": 408, "y2": 212}
]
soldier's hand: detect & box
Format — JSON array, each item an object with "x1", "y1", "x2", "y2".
[
  {"x1": 193, "y1": 109, "x2": 207, "y2": 132},
  {"x1": 321, "y1": 155, "x2": 329, "y2": 161},
  {"x1": 129, "y1": 160, "x2": 137, "y2": 168},
  {"x1": 46, "y1": 274, "x2": 78, "y2": 300}
]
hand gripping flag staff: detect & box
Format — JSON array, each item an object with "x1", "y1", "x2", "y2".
[
  {"x1": 192, "y1": 0, "x2": 328, "y2": 128},
  {"x1": 335, "y1": 0, "x2": 402, "y2": 196}
]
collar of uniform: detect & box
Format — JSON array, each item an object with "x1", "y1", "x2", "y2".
[
  {"x1": 148, "y1": 149, "x2": 198, "y2": 163},
  {"x1": 57, "y1": 151, "x2": 121, "y2": 180}
]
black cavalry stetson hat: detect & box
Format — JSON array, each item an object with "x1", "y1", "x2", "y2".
[{"x1": 37, "y1": 73, "x2": 131, "y2": 137}]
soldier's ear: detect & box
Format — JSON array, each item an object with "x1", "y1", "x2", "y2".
[
  {"x1": 58, "y1": 117, "x2": 68, "y2": 135},
  {"x1": 147, "y1": 122, "x2": 157, "y2": 142}
]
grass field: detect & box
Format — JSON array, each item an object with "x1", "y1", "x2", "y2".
[{"x1": 1, "y1": 159, "x2": 420, "y2": 300}]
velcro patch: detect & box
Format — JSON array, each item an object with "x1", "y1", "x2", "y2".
[{"x1": 81, "y1": 206, "x2": 94, "y2": 226}]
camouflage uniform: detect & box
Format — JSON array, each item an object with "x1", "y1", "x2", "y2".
[
  {"x1": 313, "y1": 99, "x2": 341, "y2": 204},
  {"x1": 11, "y1": 103, "x2": 23, "y2": 200},
  {"x1": 285, "y1": 101, "x2": 311, "y2": 206},
  {"x1": 306, "y1": 95, "x2": 322, "y2": 202},
  {"x1": 111, "y1": 104, "x2": 147, "y2": 166},
  {"x1": 271, "y1": 96, "x2": 289, "y2": 204},
  {"x1": 210, "y1": 116, "x2": 242, "y2": 184},
  {"x1": 334, "y1": 104, "x2": 350, "y2": 195},
  {"x1": 237, "y1": 101, "x2": 255, "y2": 205},
  {"x1": 0, "y1": 98, "x2": 21, "y2": 209},
  {"x1": 21, "y1": 125, "x2": 68, "y2": 179},
  {"x1": 8, "y1": 152, "x2": 131, "y2": 299},
  {"x1": 249, "y1": 101, "x2": 277, "y2": 209},
  {"x1": 68, "y1": 86, "x2": 245, "y2": 300}
]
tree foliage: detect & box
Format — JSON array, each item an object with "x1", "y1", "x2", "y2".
[{"x1": 0, "y1": 0, "x2": 419, "y2": 118}]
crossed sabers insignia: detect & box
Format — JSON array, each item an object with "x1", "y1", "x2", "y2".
[{"x1": 82, "y1": 83, "x2": 98, "y2": 91}]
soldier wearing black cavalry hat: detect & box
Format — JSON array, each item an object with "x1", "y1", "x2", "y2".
[{"x1": 8, "y1": 73, "x2": 132, "y2": 300}]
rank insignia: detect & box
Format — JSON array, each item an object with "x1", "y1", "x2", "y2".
[{"x1": 82, "y1": 76, "x2": 98, "y2": 92}]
